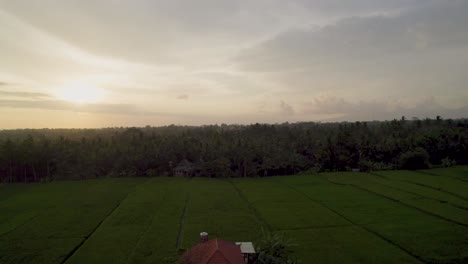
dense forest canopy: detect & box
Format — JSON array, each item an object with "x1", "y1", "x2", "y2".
[{"x1": 0, "y1": 117, "x2": 467, "y2": 182}]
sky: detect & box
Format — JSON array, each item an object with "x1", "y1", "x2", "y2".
[{"x1": 0, "y1": 0, "x2": 467, "y2": 128}]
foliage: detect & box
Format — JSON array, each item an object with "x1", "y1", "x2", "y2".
[
  {"x1": 358, "y1": 159, "x2": 393, "y2": 172},
  {"x1": 399, "y1": 147, "x2": 430, "y2": 170},
  {"x1": 0, "y1": 118, "x2": 467, "y2": 181},
  {"x1": 440, "y1": 157, "x2": 457, "y2": 168},
  {"x1": 0, "y1": 167, "x2": 467, "y2": 263},
  {"x1": 256, "y1": 229, "x2": 299, "y2": 264}
]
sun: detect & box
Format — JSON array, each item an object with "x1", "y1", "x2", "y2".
[{"x1": 55, "y1": 82, "x2": 106, "y2": 104}]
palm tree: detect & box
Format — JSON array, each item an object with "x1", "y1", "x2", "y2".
[{"x1": 256, "y1": 229, "x2": 299, "y2": 264}]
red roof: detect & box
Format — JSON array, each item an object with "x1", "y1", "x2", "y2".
[{"x1": 183, "y1": 239, "x2": 244, "y2": 264}]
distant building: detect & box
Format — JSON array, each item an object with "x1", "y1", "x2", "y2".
[
  {"x1": 174, "y1": 159, "x2": 195, "y2": 177},
  {"x1": 183, "y1": 232, "x2": 256, "y2": 264}
]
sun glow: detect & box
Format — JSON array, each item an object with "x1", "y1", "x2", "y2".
[{"x1": 55, "y1": 82, "x2": 106, "y2": 104}]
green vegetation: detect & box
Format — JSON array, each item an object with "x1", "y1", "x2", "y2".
[
  {"x1": 0, "y1": 167, "x2": 467, "y2": 263},
  {"x1": 180, "y1": 178, "x2": 261, "y2": 249},
  {"x1": 399, "y1": 148, "x2": 430, "y2": 170},
  {"x1": 256, "y1": 230, "x2": 299, "y2": 264},
  {"x1": 1, "y1": 118, "x2": 467, "y2": 182}
]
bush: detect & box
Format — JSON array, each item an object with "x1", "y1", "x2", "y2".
[
  {"x1": 256, "y1": 229, "x2": 300, "y2": 264},
  {"x1": 399, "y1": 148, "x2": 430, "y2": 170},
  {"x1": 146, "y1": 169, "x2": 158, "y2": 177},
  {"x1": 298, "y1": 167, "x2": 320, "y2": 175},
  {"x1": 358, "y1": 160, "x2": 393, "y2": 172}
]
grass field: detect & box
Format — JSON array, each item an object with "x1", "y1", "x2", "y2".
[{"x1": 0, "y1": 167, "x2": 467, "y2": 263}]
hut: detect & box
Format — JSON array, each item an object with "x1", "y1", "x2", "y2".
[
  {"x1": 174, "y1": 159, "x2": 195, "y2": 177},
  {"x1": 183, "y1": 232, "x2": 256, "y2": 264},
  {"x1": 183, "y1": 239, "x2": 244, "y2": 264}
]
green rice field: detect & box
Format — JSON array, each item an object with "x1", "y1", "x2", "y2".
[{"x1": 0, "y1": 167, "x2": 467, "y2": 263}]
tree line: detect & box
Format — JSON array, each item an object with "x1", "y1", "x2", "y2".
[{"x1": 0, "y1": 117, "x2": 467, "y2": 182}]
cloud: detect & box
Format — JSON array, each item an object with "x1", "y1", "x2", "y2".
[
  {"x1": 294, "y1": 0, "x2": 426, "y2": 14},
  {"x1": 0, "y1": 99, "x2": 187, "y2": 117},
  {"x1": 301, "y1": 95, "x2": 468, "y2": 121},
  {"x1": 237, "y1": 1, "x2": 468, "y2": 72},
  {"x1": 0, "y1": 89, "x2": 49, "y2": 99},
  {"x1": 233, "y1": 0, "x2": 468, "y2": 115},
  {"x1": 280, "y1": 101, "x2": 295, "y2": 116},
  {"x1": 177, "y1": 94, "x2": 189, "y2": 100},
  {"x1": 0, "y1": 1, "x2": 466, "y2": 127},
  {"x1": 0, "y1": 1, "x2": 289, "y2": 66},
  {"x1": 0, "y1": 0, "x2": 428, "y2": 67}
]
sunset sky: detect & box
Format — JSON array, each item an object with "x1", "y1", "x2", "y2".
[{"x1": 0, "y1": 0, "x2": 467, "y2": 128}]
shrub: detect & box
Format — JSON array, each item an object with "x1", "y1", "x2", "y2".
[
  {"x1": 399, "y1": 148, "x2": 430, "y2": 170},
  {"x1": 256, "y1": 229, "x2": 300, "y2": 264},
  {"x1": 358, "y1": 160, "x2": 393, "y2": 172}
]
